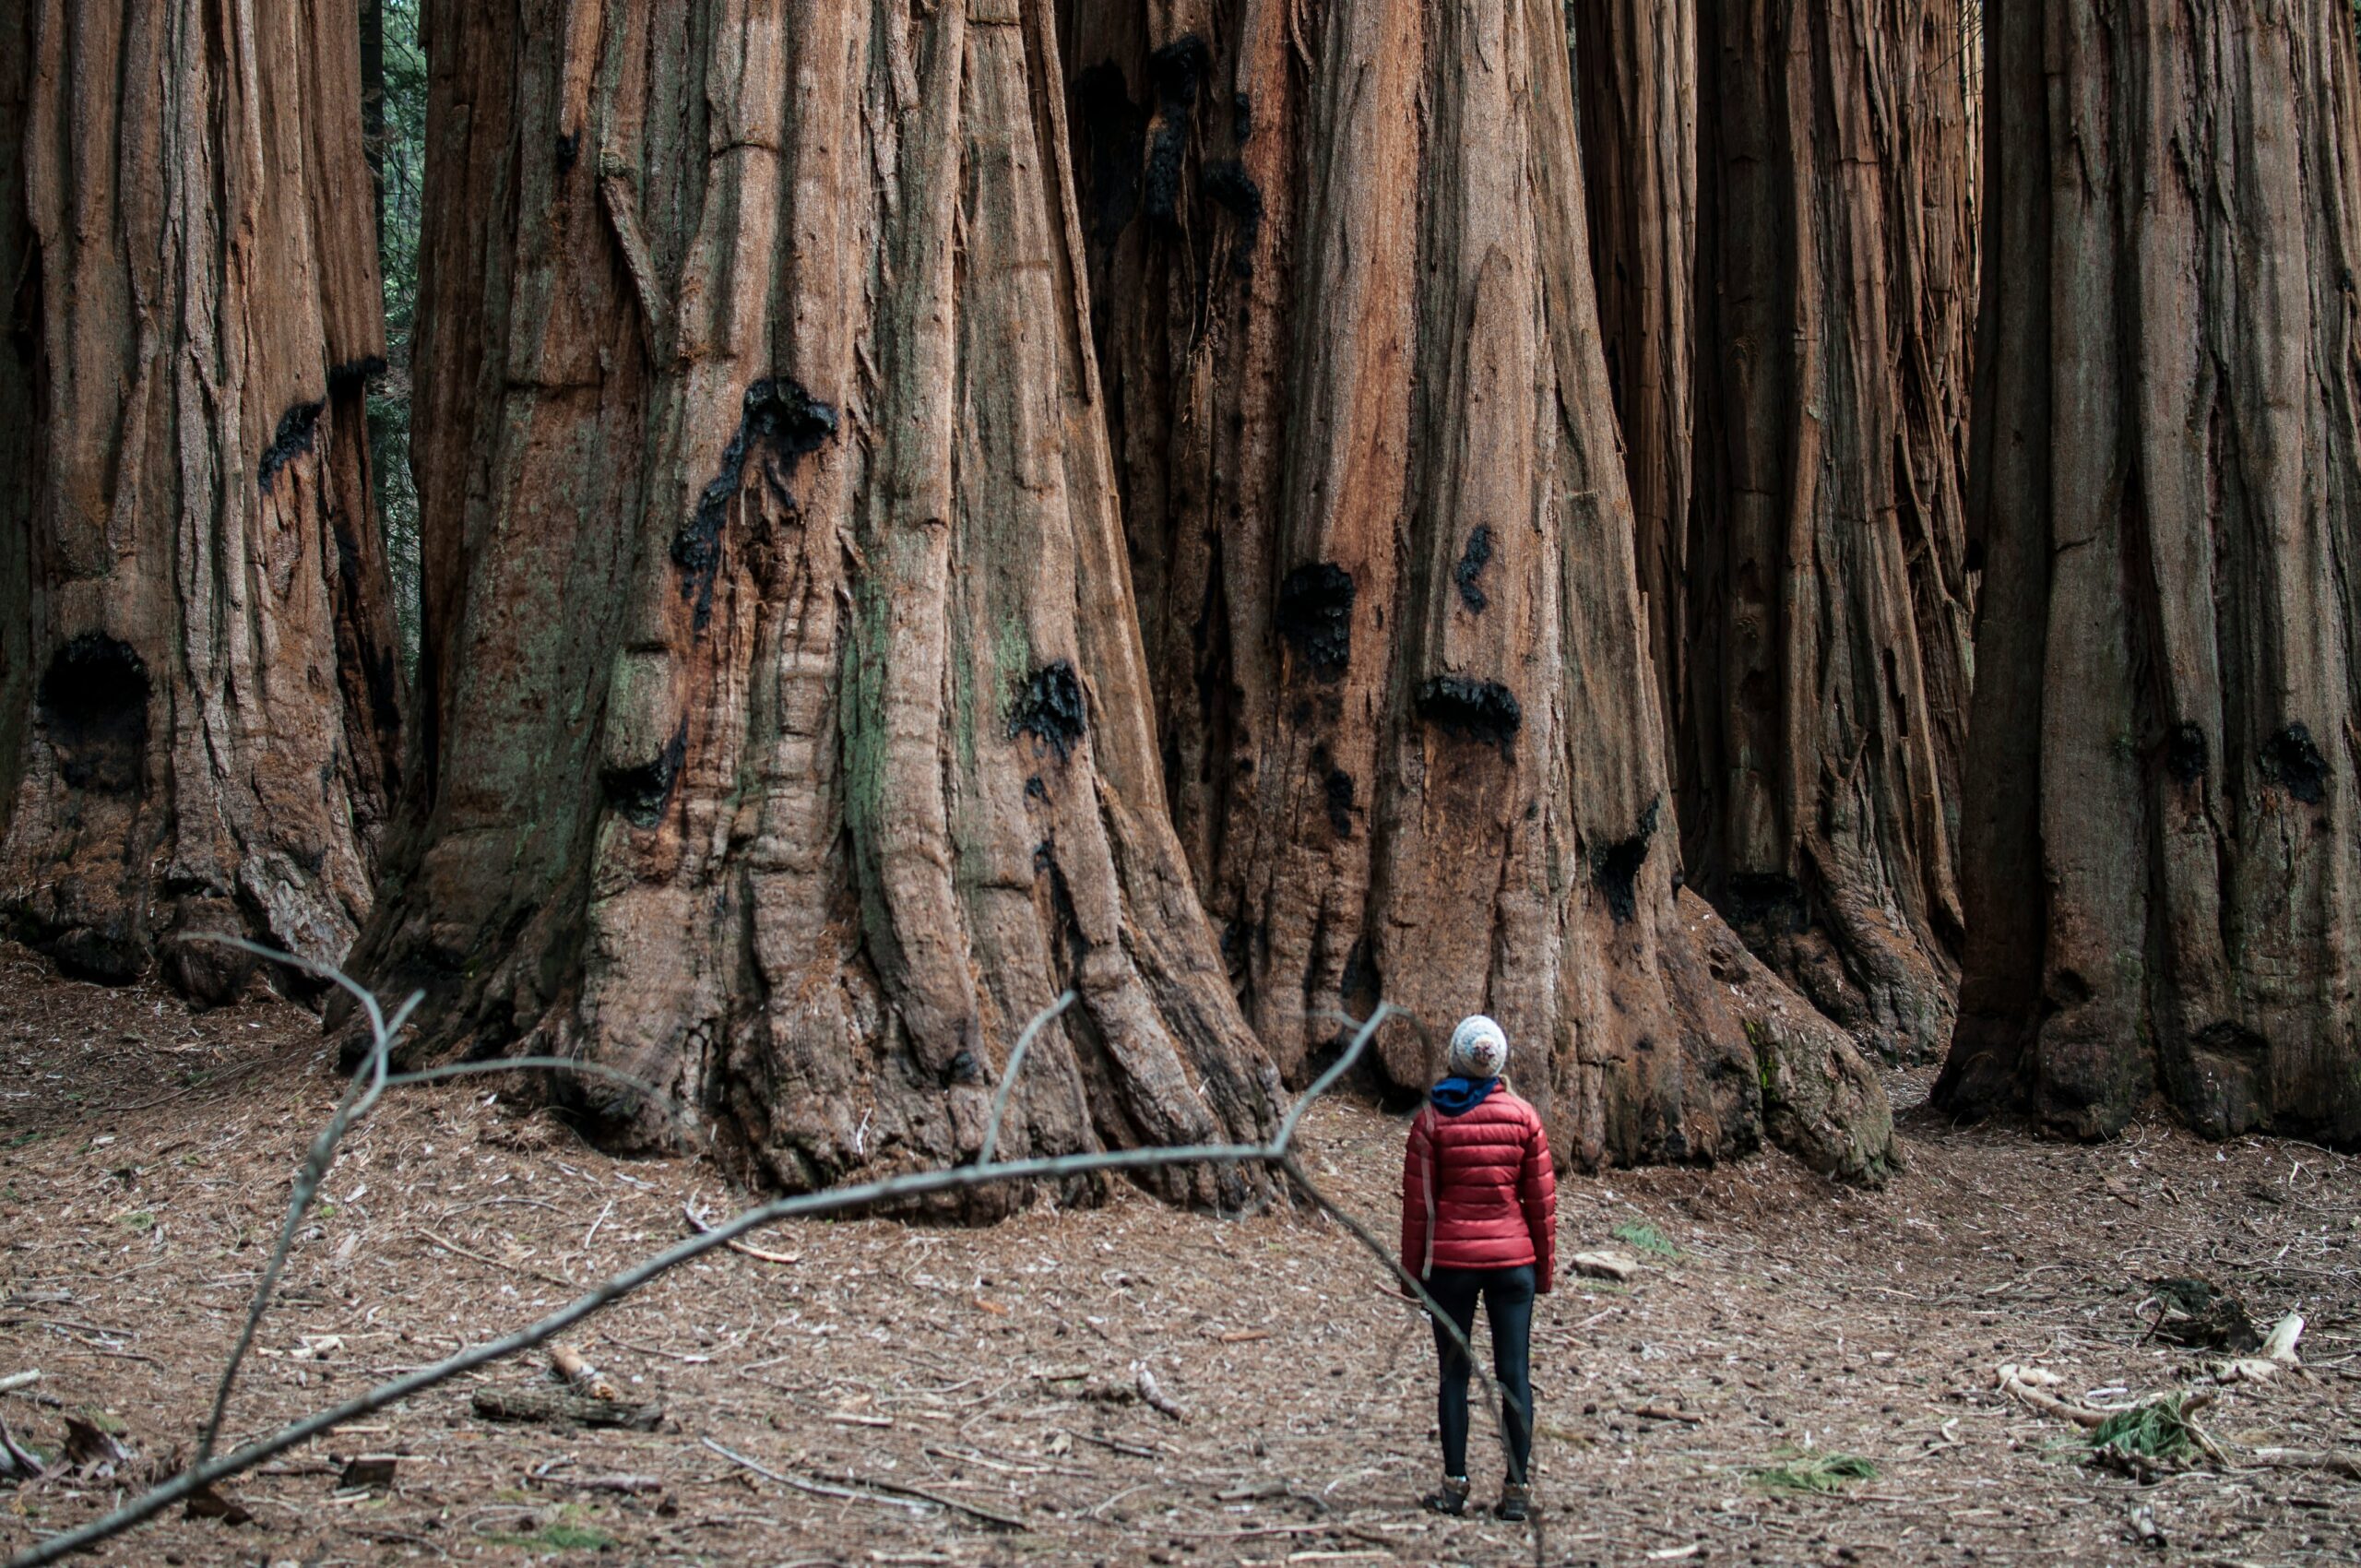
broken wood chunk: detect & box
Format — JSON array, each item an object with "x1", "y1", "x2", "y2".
[
  {"x1": 1572, "y1": 1250, "x2": 1641, "y2": 1282},
  {"x1": 338, "y1": 1453, "x2": 399, "y2": 1491},
  {"x1": 471, "y1": 1386, "x2": 664, "y2": 1431},
  {"x1": 550, "y1": 1344, "x2": 618, "y2": 1399},
  {"x1": 184, "y1": 1483, "x2": 255, "y2": 1525}
]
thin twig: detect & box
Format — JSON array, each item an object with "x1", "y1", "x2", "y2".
[
  {"x1": 187, "y1": 935, "x2": 418, "y2": 1466},
  {"x1": 683, "y1": 1201, "x2": 801, "y2": 1265},
  {"x1": 699, "y1": 1438, "x2": 930, "y2": 1514},
  {"x1": 979, "y1": 989, "x2": 1076, "y2": 1165},
  {"x1": 3, "y1": 988, "x2": 1549, "y2": 1568}
]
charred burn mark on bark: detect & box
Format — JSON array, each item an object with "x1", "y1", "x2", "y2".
[
  {"x1": 1025, "y1": 775, "x2": 1049, "y2": 802},
  {"x1": 1453, "y1": 525, "x2": 1495, "y2": 612},
  {"x1": 555, "y1": 129, "x2": 581, "y2": 173},
  {"x1": 37, "y1": 633, "x2": 150, "y2": 794},
  {"x1": 1220, "y1": 918, "x2": 1254, "y2": 980},
  {"x1": 258, "y1": 398, "x2": 326, "y2": 491},
  {"x1": 2259, "y1": 723, "x2": 2328, "y2": 804},
  {"x1": 1202, "y1": 160, "x2": 1263, "y2": 278},
  {"x1": 1144, "y1": 35, "x2": 1210, "y2": 231},
  {"x1": 2165, "y1": 721, "x2": 2209, "y2": 787},
  {"x1": 1009, "y1": 660, "x2": 1087, "y2": 760},
  {"x1": 1590, "y1": 799, "x2": 1662, "y2": 924},
  {"x1": 1276, "y1": 563, "x2": 1355, "y2": 679},
  {"x1": 1311, "y1": 742, "x2": 1355, "y2": 837},
  {"x1": 326, "y1": 356, "x2": 386, "y2": 398},
  {"x1": 602, "y1": 720, "x2": 687, "y2": 828},
  {"x1": 2192, "y1": 1020, "x2": 2269, "y2": 1061},
  {"x1": 1233, "y1": 90, "x2": 1253, "y2": 144},
  {"x1": 1414, "y1": 676, "x2": 1522, "y2": 754},
  {"x1": 1723, "y1": 871, "x2": 1805, "y2": 932},
  {"x1": 1323, "y1": 768, "x2": 1356, "y2": 837},
  {"x1": 675, "y1": 377, "x2": 837, "y2": 630},
  {"x1": 1073, "y1": 64, "x2": 1145, "y2": 244},
  {"x1": 1341, "y1": 934, "x2": 1379, "y2": 1015}
]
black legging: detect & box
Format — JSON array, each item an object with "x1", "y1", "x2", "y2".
[{"x1": 1426, "y1": 1265, "x2": 1536, "y2": 1481}]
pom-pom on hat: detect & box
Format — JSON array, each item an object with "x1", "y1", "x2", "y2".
[{"x1": 1445, "y1": 1015, "x2": 1508, "y2": 1079}]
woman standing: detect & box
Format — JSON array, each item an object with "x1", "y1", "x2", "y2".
[{"x1": 1399, "y1": 1015, "x2": 1557, "y2": 1520}]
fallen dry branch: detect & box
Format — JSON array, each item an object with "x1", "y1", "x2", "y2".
[
  {"x1": 3, "y1": 989, "x2": 1547, "y2": 1568},
  {"x1": 683, "y1": 1201, "x2": 801, "y2": 1265},
  {"x1": 1995, "y1": 1363, "x2": 2113, "y2": 1427},
  {"x1": 470, "y1": 1386, "x2": 663, "y2": 1430},
  {"x1": 2246, "y1": 1447, "x2": 2361, "y2": 1482}
]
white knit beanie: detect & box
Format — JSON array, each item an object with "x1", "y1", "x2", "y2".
[{"x1": 1445, "y1": 1015, "x2": 1508, "y2": 1079}]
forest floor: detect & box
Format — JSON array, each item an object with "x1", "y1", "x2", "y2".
[{"x1": 0, "y1": 944, "x2": 2355, "y2": 1568}]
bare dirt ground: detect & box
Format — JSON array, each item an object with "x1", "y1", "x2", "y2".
[{"x1": 0, "y1": 944, "x2": 2355, "y2": 1567}]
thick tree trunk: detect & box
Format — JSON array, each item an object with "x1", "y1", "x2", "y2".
[
  {"x1": 0, "y1": 1, "x2": 401, "y2": 1000},
  {"x1": 1569, "y1": 0, "x2": 1698, "y2": 805},
  {"x1": 1057, "y1": 0, "x2": 1893, "y2": 1178},
  {"x1": 1936, "y1": 0, "x2": 2361, "y2": 1147},
  {"x1": 1670, "y1": 0, "x2": 1977, "y2": 1061},
  {"x1": 350, "y1": 0, "x2": 1280, "y2": 1209}
]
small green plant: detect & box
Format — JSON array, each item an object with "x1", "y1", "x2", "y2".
[
  {"x1": 1749, "y1": 1451, "x2": 1878, "y2": 1493},
  {"x1": 1612, "y1": 1220, "x2": 1679, "y2": 1258},
  {"x1": 2086, "y1": 1394, "x2": 2215, "y2": 1467},
  {"x1": 113, "y1": 1209, "x2": 156, "y2": 1233},
  {"x1": 484, "y1": 1505, "x2": 614, "y2": 1553}
]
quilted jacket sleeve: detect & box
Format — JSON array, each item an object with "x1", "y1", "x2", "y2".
[
  {"x1": 1519, "y1": 1108, "x2": 1558, "y2": 1291},
  {"x1": 1400, "y1": 1109, "x2": 1433, "y2": 1282}
]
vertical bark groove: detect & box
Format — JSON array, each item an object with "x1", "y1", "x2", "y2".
[{"x1": 1583, "y1": 0, "x2": 1976, "y2": 1062}]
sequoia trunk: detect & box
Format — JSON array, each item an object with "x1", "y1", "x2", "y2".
[
  {"x1": 1569, "y1": 0, "x2": 1698, "y2": 806},
  {"x1": 1936, "y1": 0, "x2": 2361, "y2": 1146},
  {"x1": 0, "y1": 1, "x2": 401, "y2": 999},
  {"x1": 349, "y1": 0, "x2": 1279, "y2": 1207},
  {"x1": 1584, "y1": 0, "x2": 1977, "y2": 1062},
  {"x1": 1058, "y1": 0, "x2": 1893, "y2": 1180}
]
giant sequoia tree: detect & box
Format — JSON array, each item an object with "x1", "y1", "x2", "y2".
[
  {"x1": 347, "y1": 0, "x2": 1280, "y2": 1206},
  {"x1": 0, "y1": 1, "x2": 402, "y2": 999},
  {"x1": 1937, "y1": 0, "x2": 2361, "y2": 1146},
  {"x1": 1574, "y1": 0, "x2": 1976, "y2": 1062},
  {"x1": 1056, "y1": 0, "x2": 1892, "y2": 1180}
]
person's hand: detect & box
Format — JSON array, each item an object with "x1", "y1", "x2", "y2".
[{"x1": 1535, "y1": 1274, "x2": 1553, "y2": 1296}]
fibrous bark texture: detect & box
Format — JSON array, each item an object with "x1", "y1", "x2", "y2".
[
  {"x1": 350, "y1": 0, "x2": 1279, "y2": 1209},
  {"x1": 0, "y1": 1, "x2": 401, "y2": 1000},
  {"x1": 1679, "y1": 0, "x2": 1977, "y2": 1061},
  {"x1": 1058, "y1": 0, "x2": 1893, "y2": 1179},
  {"x1": 1936, "y1": 0, "x2": 2361, "y2": 1147},
  {"x1": 1570, "y1": 0, "x2": 1698, "y2": 800}
]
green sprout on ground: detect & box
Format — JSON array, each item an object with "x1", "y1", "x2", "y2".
[
  {"x1": 2086, "y1": 1394, "x2": 2213, "y2": 1467},
  {"x1": 1749, "y1": 1451, "x2": 1879, "y2": 1493},
  {"x1": 483, "y1": 1505, "x2": 614, "y2": 1554},
  {"x1": 1612, "y1": 1220, "x2": 1680, "y2": 1258}
]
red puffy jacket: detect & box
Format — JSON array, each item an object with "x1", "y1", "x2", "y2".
[{"x1": 1400, "y1": 1087, "x2": 1557, "y2": 1289}]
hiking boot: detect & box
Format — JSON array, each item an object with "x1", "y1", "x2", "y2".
[
  {"x1": 1421, "y1": 1474, "x2": 1471, "y2": 1515},
  {"x1": 1494, "y1": 1481, "x2": 1533, "y2": 1522}
]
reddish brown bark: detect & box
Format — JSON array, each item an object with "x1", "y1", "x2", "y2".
[
  {"x1": 1571, "y1": 0, "x2": 1698, "y2": 801},
  {"x1": 1937, "y1": 0, "x2": 2361, "y2": 1147},
  {"x1": 349, "y1": 0, "x2": 1279, "y2": 1208},
  {"x1": 1579, "y1": 0, "x2": 1977, "y2": 1062},
  {"x1": 0, "y1": 1, "x2": 400, "y2": 1000},
  {"x1": 1060, "y1": 0, "x2": 1893, "y2": 1181}
]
